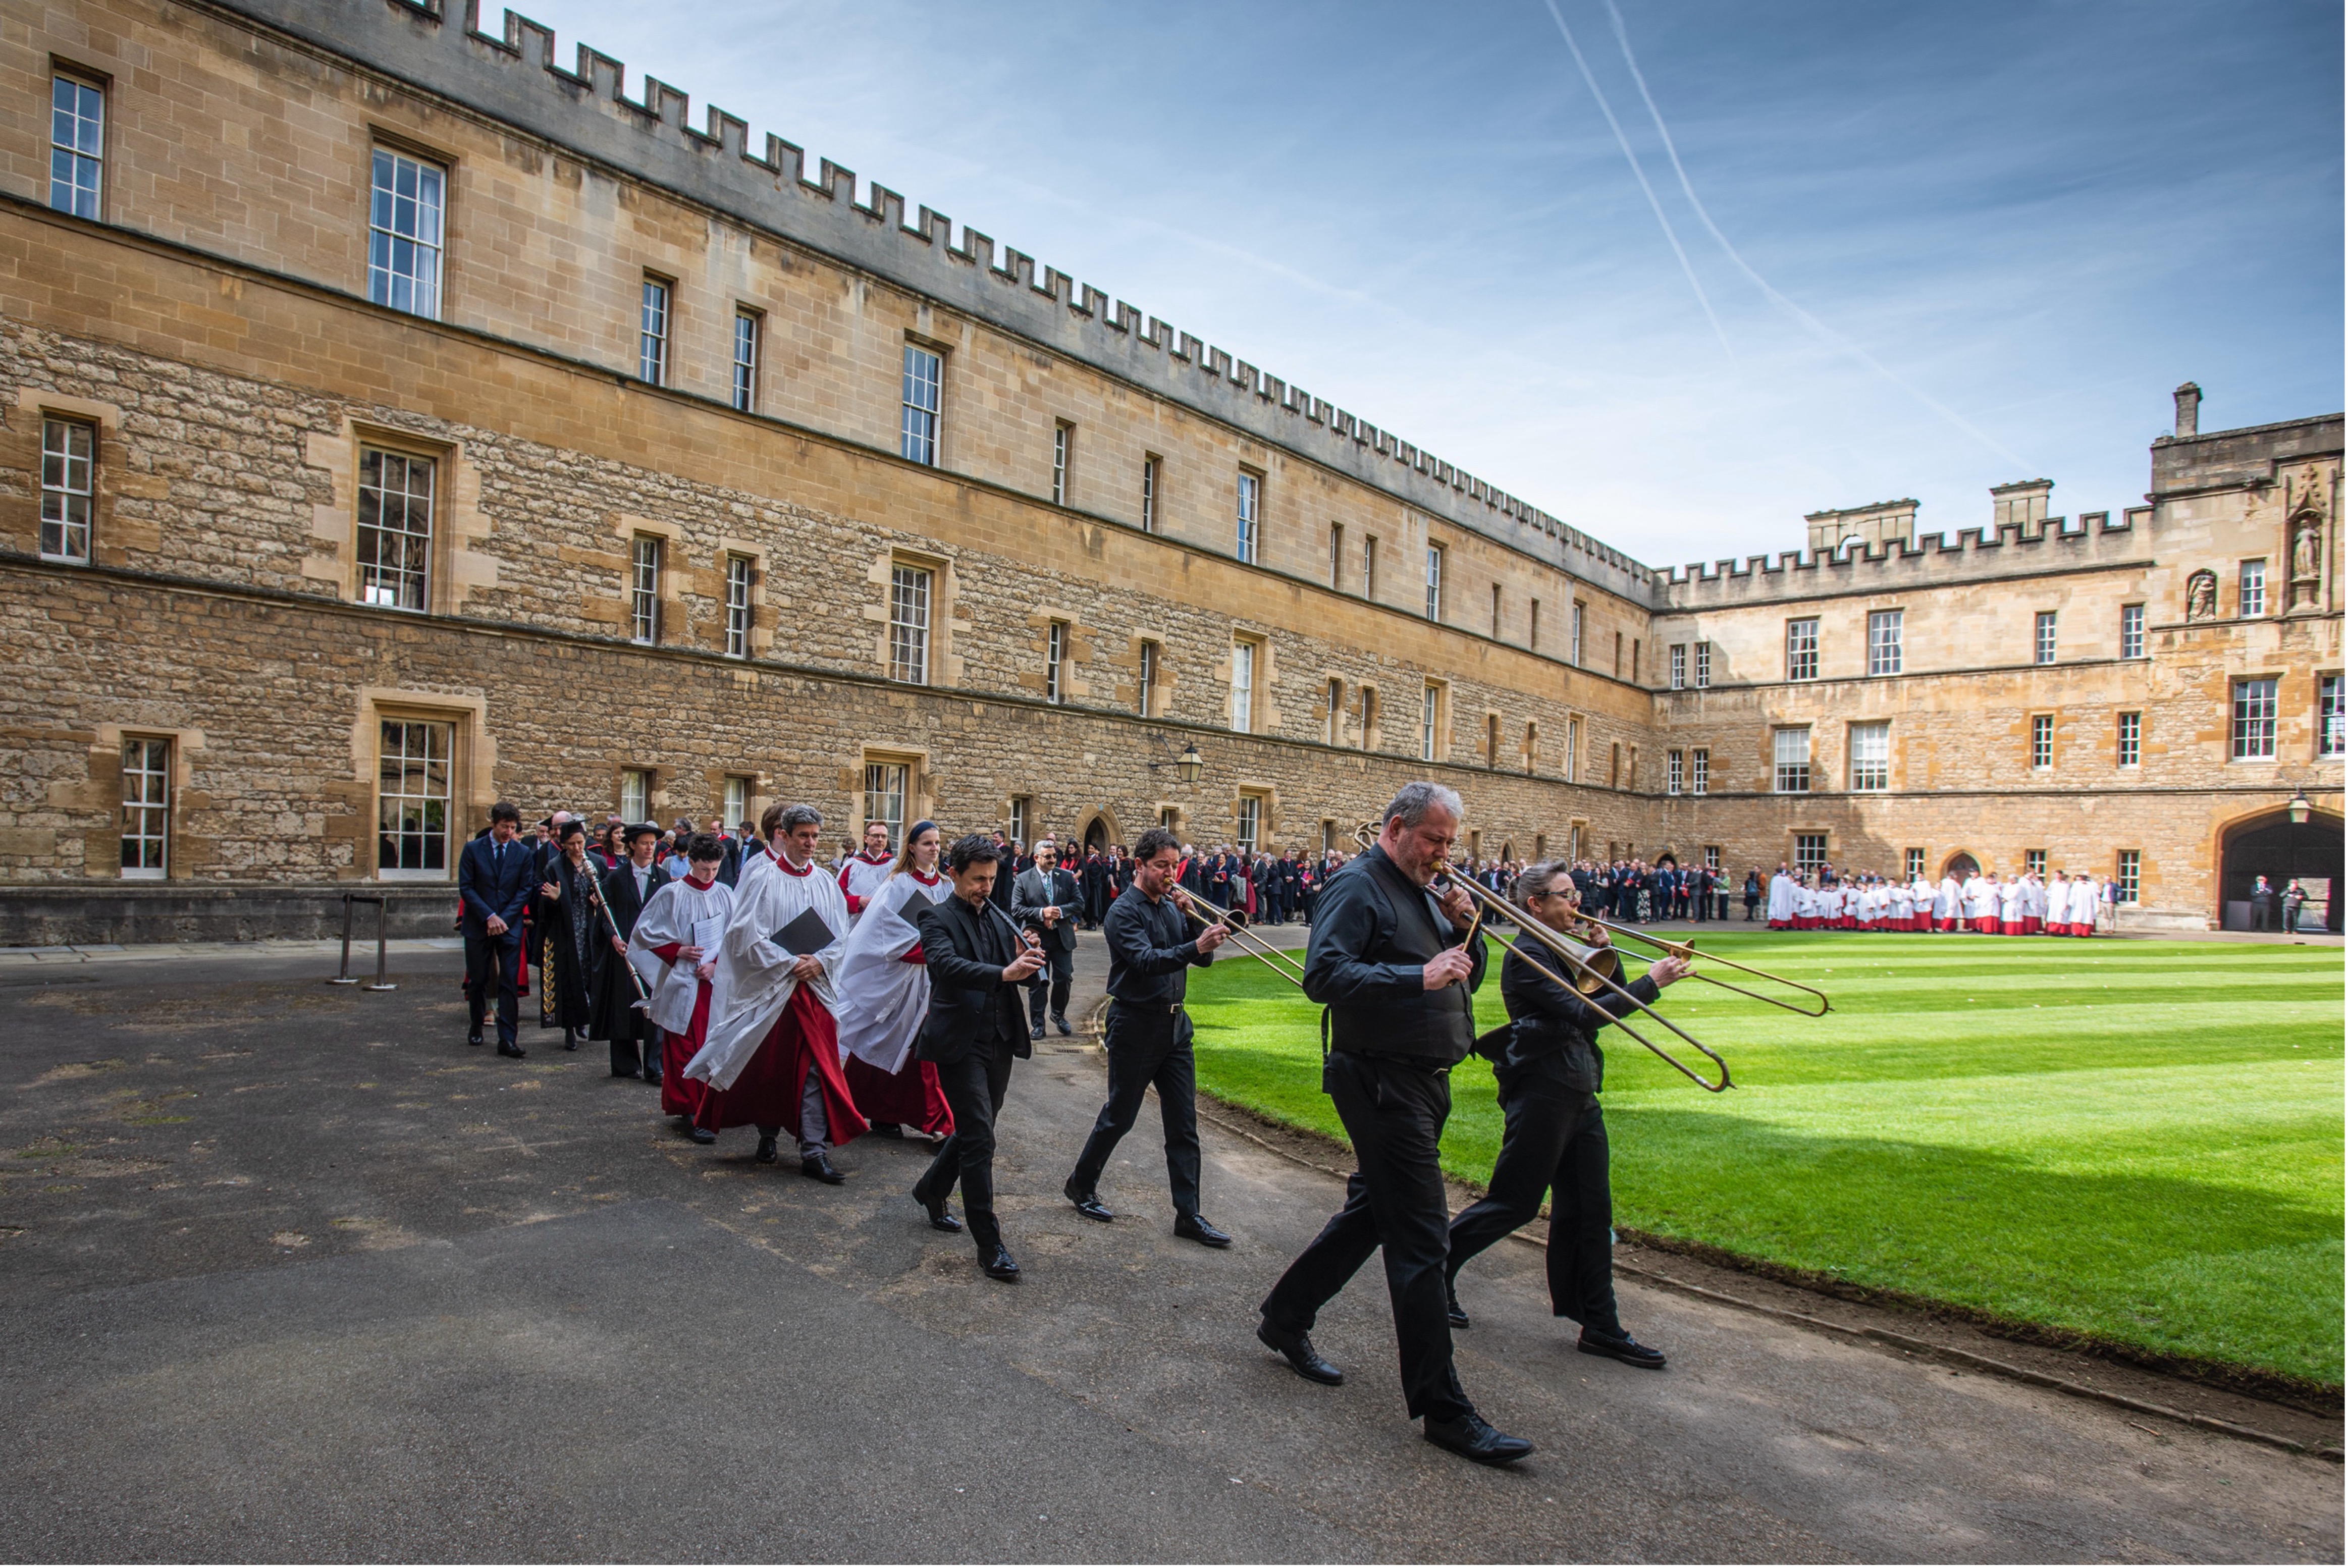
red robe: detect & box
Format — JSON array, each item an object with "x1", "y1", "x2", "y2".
[
  {"x1": 689, "y1": 982, "x2": 869, "y2": 1142},
  {"x1": 837, "y1": 941, "x2": 954, "y2": 1138}
]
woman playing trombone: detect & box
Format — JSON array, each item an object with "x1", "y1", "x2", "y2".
[{"x1": 1444, "y1": 860, "x2": 1688, "y2": 1370}]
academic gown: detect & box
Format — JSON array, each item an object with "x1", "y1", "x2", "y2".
[
  {"x1": 629, "y1": 874, "x2": 737, "y2": 1119},
  {"x1": 684, "y1": 850, "x2": 868, "y2": 1144},
  {"x1": 592, "y1": 859, "x2": 669, "y2": 1048},
  {"x1": 536, "y1": 851, "x2": 604, "y2": 1032},
  {"x1": 832, "y1": 867, "x2": 955, "y2": 1137}
]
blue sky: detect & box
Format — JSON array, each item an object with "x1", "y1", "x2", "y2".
[{"x1": 513, "y1": 0, "x2": 2343, "y2": 568}]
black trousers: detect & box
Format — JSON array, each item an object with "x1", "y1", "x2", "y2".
[
  {"x1": 1260, "y1": 1051, "x2": 1470, "y2": 1424},
  {"x1": 464, "y1": 932, "x2": 521, "y2": 1048},
  {"x1": 916, "y1": 1041, "x2": 1017, "y2": 1251},
  {"x1": 1068, "y1": 1004, "x2": 1202, "y2": 1217},
  {"x1": 1027, "y1": 946, "x2": 1075, "y2": 1026},
  {"x1": 1445, "y1": 1064, "x2": 1621, "y2": 1335}
]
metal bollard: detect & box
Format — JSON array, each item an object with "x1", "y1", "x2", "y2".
[{"x1": 328, "y1": 893, "x2": 397, "y2": 991}]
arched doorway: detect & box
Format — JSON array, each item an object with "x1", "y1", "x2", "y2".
[
  {"x1": 1082, "y1": 816, "x2": 1109, "y2": 853},
  {"x1": 2219, "y1": 809, "x2": 2342, "y2": 931},
  {"x1": 1941, "y1": 851, "x2": 1979, "y2": 880}
]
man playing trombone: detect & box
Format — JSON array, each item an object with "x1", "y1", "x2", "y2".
[
  {"x1": 1062, "y1": 826, "x2": 1231, "y2": 1242},
  {"x1": 1257, "y1": 783, "x2": 1534, "y2": 1468},
  {"x1": 1446, "y1": 861, "x2": 1687, "y2": 1369}
]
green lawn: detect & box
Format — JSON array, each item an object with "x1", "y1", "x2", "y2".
[{"x1": 1185, "y1": 931, "x2": 2345, "y2": 1387}]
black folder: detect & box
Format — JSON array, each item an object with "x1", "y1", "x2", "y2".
[
  {"x1": 770, "y1": 906, "x2": 835, "y2": 956},
  {"x1": 897, "y1": 885, "x2": 934, "y2": 924}
]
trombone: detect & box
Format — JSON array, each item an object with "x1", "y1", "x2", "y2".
[
  {"x1": 1554, "y1": 901, "x2": 1830, "y2": 1017},
  {"x1": 1176, "y1": 886, "x2": 1310, "y2": 988},
  {"x1": 1351, "y1": 822, "x2": 1734, "y2": 1092}
]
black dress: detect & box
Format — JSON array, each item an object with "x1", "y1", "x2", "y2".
[{"x1": 536, "y1": 852, "x2": 602, "y2": 1033}]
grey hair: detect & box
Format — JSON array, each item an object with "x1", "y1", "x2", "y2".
[
  {"x1": 1513, "y1": 860, "x2": 1575, "y2": 904},
  {"x1": 778, "y1": 802, "x2": 824, "y2": 835},
  {"x1": 1382, "y1": 781, "x2": 1463, "y2": 830}
]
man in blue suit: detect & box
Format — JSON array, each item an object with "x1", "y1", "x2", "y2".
[{"x1": 459, "y1": 800, "x2": 534, "y2": 1056}]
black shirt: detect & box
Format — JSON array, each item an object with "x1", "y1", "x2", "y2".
[
  {"x1": 1496, "y1": 939, "x2": 1658, "y2": 1093},
  {"x1": 1102, "y1": 883, "x2": 1212, "y2": 1007},
  {"x1": 1302, "y1": 843, "x2": 1488, "y2": 1066}
]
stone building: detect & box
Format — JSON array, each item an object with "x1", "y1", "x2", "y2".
[{"x1": 0, "y1": 0, "x2": 2337, "y2": 942}]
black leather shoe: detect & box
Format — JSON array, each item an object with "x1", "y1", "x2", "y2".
[
  {"x1": 1446, "y1": 1282, "x2": 1470, "y2": 1329},
  {"x1": 1063, "y1": 1178, "x2": 1113, "y2": 1222},
  {"x1": 467, "y1": 1031, "x2": 484, "y2": 1047},
  {"x1": 753, "y1": 1135, "x2": 779, "y2": 1164},
  {"x1": 1175, "y1": 1214, "x2": 1232, "y2": 1248},
  {"x1": 980, "y1": 1245, "x2": 1021, "y2": 1282},
  {"x1": 1052, "y1": 1012, "x2": 1073, "y2": 1037},
  {"x1": 1030, "y1": 1021, "x2": 1046, "y2": 1041},
  {"x1": 497, "y1": 1043, "x2": 525, "y2": 1058},
  {"x1": 689, "y1": 1125, "x2": 717, "y2": 1145},
  {"x1": 562, "y1": 1030, "x2": 578, "y2": 1051},
  {"x1": 801, "y1": 1153, "x2": 846, "y2": 1184},
  {"x1": 1578, "y1": 1328, "x2": 1667, "y2": 1369},
  {"x1": 1256, "y1": 1320, "x2": 1343, "y2": 1385},
  {"x1": 1423, "y1": 1411, "x2": 1535, "y2": 1466},
  {"x1": 915, "y1": 1187, "x2": 963, "y2": 1232}
]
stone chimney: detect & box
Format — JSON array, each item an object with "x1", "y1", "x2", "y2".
[{"x1": 2174, "y1": 381, "x2": 2201, "y2": 439}]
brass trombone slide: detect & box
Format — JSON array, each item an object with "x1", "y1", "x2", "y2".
[
  {"x1": 1175, "y1": 887, "x2": 1310, "y2": 988},
  {"x1": 1557, "y1": 905, "x2": 1831, "y2": 1018},
  {"x1": 1349, "y1": 823, "x2": 1734, "y2": 1092}
]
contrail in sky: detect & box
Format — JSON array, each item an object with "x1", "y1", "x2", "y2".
[
  {"x1": 1596, "y1": 0, "x2": 2032, "y2": 470},
  {"x1": 1537, "y1": 0, "x2": 1731, "y2": 357}
]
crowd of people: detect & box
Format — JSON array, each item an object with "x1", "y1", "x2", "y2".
[
  {"x1": 1755, "y1": 864, "x2": 2119, "y2": 934},
  {"x1": 448, "y1": 786, "x2": 1716, "y2": 1467}
]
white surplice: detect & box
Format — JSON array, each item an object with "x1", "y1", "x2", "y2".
[
  {"x1": 628, "y1": 875, "x2": 736, "y2": 1036},
  {"x1": 833, "y1": 867, "x2": 953, "y2": 1074},
  {"x1": 1767, "y1": 873, "x2": 1795, "y2": 922},
  {"x1": 687, "y1": 850, "x2": 851, "y2": 1092}
]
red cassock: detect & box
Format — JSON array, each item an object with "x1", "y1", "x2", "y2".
[
  {"x1": 837, "y1": 940, "x2": 954, "y2": 1138},
  {"x1": 659, "y1": 972, "x2": 713, "y2": 1122},
  {"x1": 690, "y1": 983, "x2": 869, "y2": 1142}
]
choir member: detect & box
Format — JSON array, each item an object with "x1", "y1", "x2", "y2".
[
  {"x1": 1766, "y1": 866, "x2": 1795, "y2": 929},
  {"x1": 685, "y1": 803, "x2": 869, "y2": 1181},
  {"x1": 1934, "y1": 870, "x2": 1961, "y2": 933},
  {"x1": 632, "y1": 834, "x2": 736, "y2": 1143},
  {"x1": 833, "y1": 820, "x2": 956, "y2": 1142},
  {"x1": 838, "y1": 819, "x2": 896, "y2": 917},
  {"x1": 1998, "y1": 875, "x2": 2023, "y2": 936}
]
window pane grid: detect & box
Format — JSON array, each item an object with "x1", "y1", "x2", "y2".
[
  {"x1": 1691, "y1": 748, "x2": 1709, "y2": 795},
  {"x1": 49, "y1": 76, "x2": 104, "y2": 219},
  {"x1": 1667, "y1": 749, "x2": 1683, "y2": 795},
  {"x1": 1053, "y1": 425, "x2": 1071, "y2": 507},
  {"x1": 1795, "y1": 834, "x2": 1828, "y2": 878},
  {"x1": 888, "y1": 564, "x2": 931, "y2": 684},
  {"x1": 731, "y1": 311, "x2": 759, "y2": 411},
  {"x1": 1867, "y1": 609, "x2": 1903, "y2": 676},
  {"x1": 900, "y1": 346, "x2": 941, "y2": 465},
  {"x1": 1694, "y1": 640, "x2": 1712, "y2": 687},
  {"x1": 1424, "y1": 546, "x2": 1443, "y2": 620},
  {"x1": 1139, "y1": 457, "x2": 1157, "y2": 533},
  {"x1": 40, "y1": 417, "x2": 95, "y2": 562},
  {"x1": 377, "y1": 719, "x2": 452, "y2": 876},
  {"x1": 638, "y1": 279, "x2": 670, "y2": 384},
  {"x1": 2117, "y1": 711, "x2": 2142, "y2": 767},
  {"x1": 1785, "y1": 619, "x2": 1818, "y2": 681},
  {"x1": 119, "y1": 737, "x2": 168, "y2": 876},
  {"x1": 367, "y1": 148, "x2": 444, "y2": 318},
  {"x1": 1045, "y1": 622, "x2": 1066, "y2": 704},
  {"x1": 2321, "y1": 675, "x2": 2345, "y2": 759},
  {"x1": 1850, "y1": 722, "x2": 1889, "y2": 791},
  {"x1": 1237, "y1": 796, "x2": 1261, "y2": 857},
  {"x1": 2034, "y1": 610, "x2": 2057, "y2": 665},
  {"x1": 620, "y1": 770, "x2": 649, "y2": 823},
  {"x1": 355, "y1": 447, "x2": 434, "y2": 610},
  {"x1": 1138, "y1": 640, "x2": 1157, "y2": 718},
  {"x1": 2231, "y1": 678, "x2": 2277, "y2": 759},
  {"x1": 864, "y1": 763, "x2": 907, "y2": 847},
  {"x1": 1231, "y1": 641, "x2": 1255, "y2": 733},
  {"x1": 2116, "y1": 850, "x2": 2141, "y2": 904},
  {"x1": 630, "y1": 536, "x2": 661, "y2": 644},
  {"x1": 1421, "y1": 682, "x2": 1440, "y2": 762},
  {"x1": 724, "y1": 555, "x2": 753, "y2": 658},
  {"x1": 1774, "y1": 727, "x2": 1811, "y2": 793},
  {"x1": 2239, "y1": 560, "x2": 2266, "y2": 618},
  {"x1": 1236, "y1": 472, "x2": 1259, "y2": 563},
  {"x1": 2121, "y1": 604, "x2": 2145, "y2": 659},
  {"x1": 2031, "y1": 714, "x2": 2053, "y2": 769},
  {"x1": 1669, "y1": 644, "x2": 1686, "y2": 689}
]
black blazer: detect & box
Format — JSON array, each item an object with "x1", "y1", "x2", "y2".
[
  {"x1": 1013, "y1": 866, "x2": 1082, "y2": 953},
  {"x1": 913, "y1": 894, "x2": 1034, "y2": 1065},
  {"x1": 600, "y1": 859, "x2": 671, "y2": 942},
  {"x1": 457, "y1": 834, "x2": 535, "y2": 941}
]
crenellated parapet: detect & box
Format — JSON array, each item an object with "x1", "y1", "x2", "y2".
[
  {"x1": 1654, "y1": 508, "x2": 2155, "y2": 612},
  {"x1": 216, "y1": 0, "x2": 1655, "y2": 601}
]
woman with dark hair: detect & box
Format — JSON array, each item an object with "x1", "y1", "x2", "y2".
[
  {"x1": 834, "y1": 820, "x2": 956, "y2": 1142},
  {"x1": 535, "y1": 818, "x2": 603, "y2": 1050}
]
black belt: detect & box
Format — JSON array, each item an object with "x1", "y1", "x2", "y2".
[{"x1": 1109, "y1": 996, "x2": 1185, "y2": 1015}]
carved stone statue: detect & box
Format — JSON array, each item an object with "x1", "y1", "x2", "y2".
[
  {"x1": 2292, "y1": 515, "x2": 2321, "y2": 579},
  {"x1": 2185, "y1": 569, "x2": 2217, "y2": 622}
]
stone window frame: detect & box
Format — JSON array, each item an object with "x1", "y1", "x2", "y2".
[
  {"x1": 1522, "y1": 719, "x2": 1538, "y2": 775},
  {"x1": 116, "y1": 732, "x2": 172, "y2": 880},
  {"x1": 2033, "y1": 610, "x2": 2058, "y2": 666},
  {"x1": 871, "y1": 546, "x2": 961, "y2": 689},
  {"x1": 15, "y1": 389, "x2": 124, "y2": 568},
  {"x1": 1228, "y1": 632, "x2": 1266, "y2": 734},
  {"x1": 731, "y1": 305, "x2": 763, "y2": 413},
  {"x1": 364, "y1": 129, "x2": 454, "y2": 321},
  {"x1": 1358, "y1": 683, "x2": 1380, "y2": 753},
  {"x1": 715, "y1": 537, "x2": 772, "y2": 660},
  {"x1": 2029, "y1": 713, "x2": 2055, "y2": 771},
  {"x1": 1051, "y1": 420, "x2": 1075, "y2": 508},
  {"x1": 367, "y1": 701, "x2": 474, "y2": 884},
  {"x1": 617, "y1": 767, "x2": 654, "y2": 824},
  {"x1": 347, "y1": 423, "x2": 453, "y2": 616},
  {"x1": 1667, "y1": 748, "x2": 1683, "y2": 796},
  {"x1": 1235, "y1": 466, "x2": 1263, "y2": 565},
  {"x1": 2318, "y1": 673, "x2": 2345, "y2": 761},
  {"x1": 1690, "y1": 746, "x2": 1709, "y2": 795},
  {"x1": 1849, "y1": 721, "x2": 1891, "y2": 792},
  {"x1": 1420, "y1": 679, "x2": 1448, "y2": 764},
  {"x1": 1481, "y1": 708, "x2": 1502, "y2": 769},
  {"x1": 37, "y1": 411, "x2": 98, "y2": 565},
  {"x1": 1570, "y1": 600, "x2": 1585, "y2": 667},
  {"x1": 722, "y1": 550, "x2": 757, "y2": 659},
  {"x1": 2120, "y1": 603, "x2": 2147, "y2": 659},
  {"x1": 1320, "y1": 674, "x2": 1344, "y2": 747},
  {"x1": 1231, "y1": 784, "x2": 1278, "y2": 858},
  {"x1": 638, "y1": 273, "x2": 675, "y2": 387},
  {"x1": 1043, "y1": 618, "x2": 1069, "y2": 705},
  {"x1": 81, "y1": 722, "x2": 204, "y2": 884},
  {"x1": 1867, "y1": 608, "x2": 1904, "y2": 677},
  {"x1": 1564, "y1": 715, "x2": 1580, "y2": 783},
  {"x1": 1133, "y1": 635, "x2": 1164, "y2": 720},
  {"x1": 858, "y1": 745, "x2": 929, "y2": 847},
  {"x1": 1669, "y1": 642, "x2": 1686, "y2": 690},
  {"x1": 901, "y1": 337, "x2": 947, "y2": 467},
  {"x1": 1784, "y1": 617, "x2": 1819, "y2": 682},
  {"x1": 1772, "y1": 726, "x2": 1811, "y2": 794},
  {"x1": 2117, "y1": 710, "x2": 2143, "y2": 768},
  {"x1": 2229, "y1": 675, "x2": 2280, "y2": 762},
  {"x1": 1140, "y1": 453, "x2": 1161, "y2": 534},
  {"x1": 628, "y1": 534, "x2": 664, "y2": 645}
]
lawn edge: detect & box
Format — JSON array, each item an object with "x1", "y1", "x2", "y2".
[{"x1": 1192, "y1": 1085, "x2": 2345, "y2": 1414}]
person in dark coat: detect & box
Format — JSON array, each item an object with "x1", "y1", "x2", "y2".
[
  {"x1": 593, "y1": 821, "x2": 669, "y2": 1079},
  {"x1": 457, "y1": 801, "x2": 533, "y2": 1057},
  {"x1": 535, "y1": 819, "x2": 603, "y2": 1049},
  {"x1": 1446, "y1": 862, "x2": 1686, "y2": 1370}
]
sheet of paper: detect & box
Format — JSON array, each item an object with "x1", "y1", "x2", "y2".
[{"x1": 693, "y1": 916, "x2": 723, "y2": 953}]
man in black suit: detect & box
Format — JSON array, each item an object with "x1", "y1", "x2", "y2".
[
  {"x1": 911, "y1": 835, "x2": 1047, "y2": 1281},
  {"x1": 458, "y1": 801, "x2": 534, "y2": 1057},
  {"x1": 594, "y1": 821, "x2": 669, "y2": 1080},
  {"x1": 1013, "y1": 838, "x2": 1082, "y2": 1038}
]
